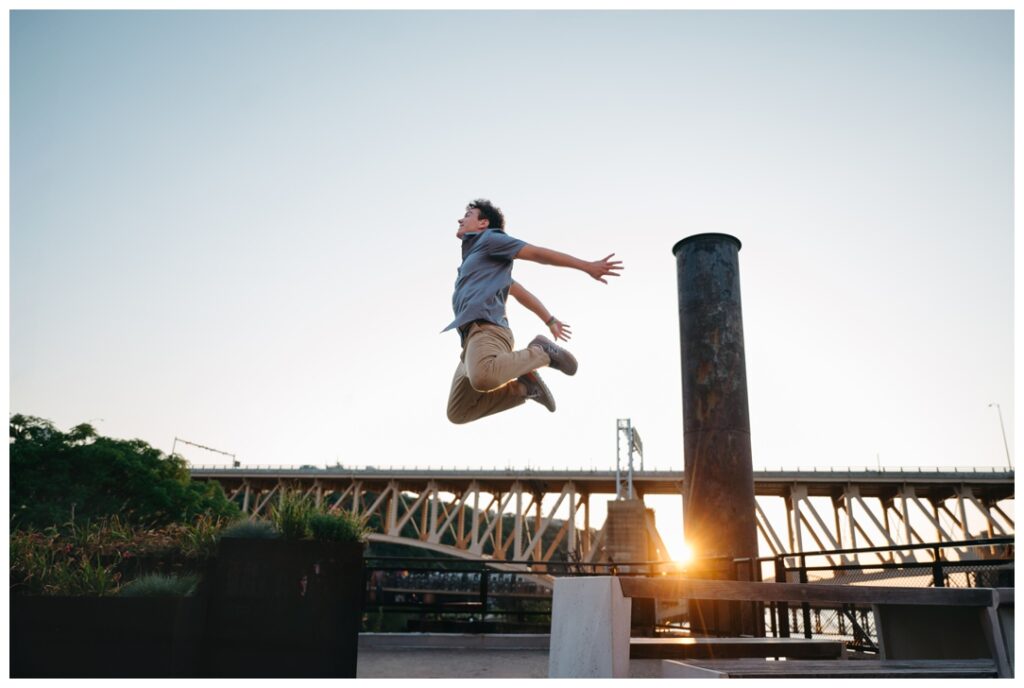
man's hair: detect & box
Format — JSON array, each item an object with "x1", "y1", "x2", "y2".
[{"x1": 467, "y1": 199, "x2": 505, "y2": 230}]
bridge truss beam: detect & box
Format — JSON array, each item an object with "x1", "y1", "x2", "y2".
[
  {"x1": 206, "y1": 469, "x2": 1014, "y2": 567},
  {"x1": 225, "y1": 477, "x2": 593, "y2": 564}
]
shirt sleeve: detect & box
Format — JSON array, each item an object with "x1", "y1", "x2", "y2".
[{"x1": 484, "y1": 231, "x2": 527, "y2": 261}]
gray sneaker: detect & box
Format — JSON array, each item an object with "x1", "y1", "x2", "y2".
[
  {"x1": 529, "y1": 335, "x2": 578, "y2": 376},
  {"x1": 518, "y1": 371, "x2": 556, "y2": 412}
]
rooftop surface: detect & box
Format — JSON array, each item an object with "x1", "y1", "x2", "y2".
[{"x1": 355, "y1": 633, "x2": 663, "y2": 678}]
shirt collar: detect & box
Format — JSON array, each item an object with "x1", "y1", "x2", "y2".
[
  {"x1": 461, "y1": 228, "x2": 506, "y2": 258},
  {"x1": 461, "y1": 228, "x2": 505, "y2": 240}
]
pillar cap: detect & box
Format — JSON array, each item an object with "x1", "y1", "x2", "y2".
[{"x1": 672, "y1": 233, "x2": 742, "y2": 256}]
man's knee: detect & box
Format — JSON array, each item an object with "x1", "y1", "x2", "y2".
[
  {"x1": 467, "y1": 368, "x2": 504, "y2": 393},
  {"x1": 447, "y1": 406, "x2": 472, "y2": 425}
]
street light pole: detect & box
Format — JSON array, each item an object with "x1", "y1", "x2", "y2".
[{"x1": 988, "y1": 403, "x2": 1013, "y2": 470}]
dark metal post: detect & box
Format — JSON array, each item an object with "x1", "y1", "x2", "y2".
[
  {"x1": 775, "y1": 555, "x2": 790, "y2": 638},
  {"x1": 479, "y1": 570, "x2": 489, "y2": 620},
  {"x1": 932, "y1": 547, "x2": 945, "y2": 587},
  {"x1": 799, "y1": 557, "x2": 812, "y2": 639},
  {"x1": 673, "y1": 233, "x2": 759, "y2": 636}
]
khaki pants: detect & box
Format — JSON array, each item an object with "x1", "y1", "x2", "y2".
[{"x1": 446, "y1": 322, "x2": 550, "y2": 424}]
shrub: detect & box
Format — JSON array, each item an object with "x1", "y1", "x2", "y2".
[
  {"x1": 218, "y1": 519, "x2": 280, "y2": 540},
  {"x1": 10, "y1": 527, "x2": 122, "y2": 596},
  {"x1": 269, "y1": 490, "x2": 315, "y2": 540},
  {"x1": 173, "y1": 513, "x2": 223, "y2": 559},
  {"x1": 309, "y1": 512, "x2": 367, "y2": 543},
  {"x1": 119, "y1": 573, "x2": 198, "y2": 597}
]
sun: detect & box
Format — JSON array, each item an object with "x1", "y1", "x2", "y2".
[{"x1": 675, "y1": 542, "x2": 695, "y2": 568}]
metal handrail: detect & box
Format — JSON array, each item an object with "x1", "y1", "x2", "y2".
[
  {"x1": 361, "y1": 536, "x2": 1015, "y2": 570},
  {"x1": 754, "y1": 535, "x2": 1014, "y2": 563}
]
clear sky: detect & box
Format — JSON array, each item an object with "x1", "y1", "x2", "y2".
[{"x1": 10, "y1": 10, "x2": 1014, "y2": 497}]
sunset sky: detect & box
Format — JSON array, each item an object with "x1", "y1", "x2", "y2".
[{"x1": 9, "y1": 9, "x2": 1015, "y2": 554}]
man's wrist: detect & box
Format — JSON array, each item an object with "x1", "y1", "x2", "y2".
[{"x1": 545, "y1": 316, "x2": 557, "y2": 326}]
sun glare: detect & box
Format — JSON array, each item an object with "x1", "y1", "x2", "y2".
[{"x1": 675, "y1": 542, "x2": 695, "y2": 568}]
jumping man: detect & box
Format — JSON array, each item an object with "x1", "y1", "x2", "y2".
[{"x1": 444, "y1": 199, "x2": 623, "y2": 424}]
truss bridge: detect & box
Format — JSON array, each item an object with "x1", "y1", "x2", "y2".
[{"x1": 190, "y1": 465, "x2": 1013, "y2": 571}]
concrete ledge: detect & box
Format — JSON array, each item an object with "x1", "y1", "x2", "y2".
[{"x1": 359, "y1": 633, "x2": 549, "y2": 650}]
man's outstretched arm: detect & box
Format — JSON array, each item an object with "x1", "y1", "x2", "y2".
[
  {"x1": 515, "y1": 245, "x2": 623, "y2": 284},
  {"x1": 509, "y1": 281, "x2": 572, "y2": 342}
]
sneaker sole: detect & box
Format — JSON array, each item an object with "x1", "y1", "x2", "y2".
[
  {"x1": 521, "y1": 372, "x2": 556, "y2": 413},
  {"x1": 531, "y1": 336, "x2": 578, "y2": 376}
]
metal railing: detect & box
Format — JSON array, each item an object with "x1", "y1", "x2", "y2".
[
  {"x1": 361, "y1": 555, "x2": 681, "y2": 633},
  {"x1": 754, "y1": 537, "x2": 1014, "y2": 652},
  {"x1": 361, "y1": 536, "x2": 1014, "y2": 646}
]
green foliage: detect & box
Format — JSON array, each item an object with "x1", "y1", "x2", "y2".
[
  {"x1": 10, "y1": 525, "x2": 123, "y2": 596},
  {"x1": 10, "y1": 414, "x2": 241, "y2": 530},
  {"x1": 10, "y1": 514, "x2": 232, "y2": 596},
  {"x1": 174, "y1": 513, "x2": 224, "y2": 559},
  {"x1": 309, "y1": 511, "x2": 367, "y2": 543},
  {"x1": 269, "y1": 489, "x2": 315, "y2": 540},
  {"x1": 218, "y1": 519, "x2": 280, "y2": 540},
  {"x1": 119, "y1": 573, "x2": 198, "y2": 597},
  {"x1": 220, "y1": 503, "x2": 364, "y2": 543}
]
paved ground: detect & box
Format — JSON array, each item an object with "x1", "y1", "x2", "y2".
[{"x1": 356, "y1": 649, "x2": 664, "y2": 678}]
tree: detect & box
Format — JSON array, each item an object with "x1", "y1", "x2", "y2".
[{"x1": 10, "y1": 414, "x2": 239, "y2": 530}]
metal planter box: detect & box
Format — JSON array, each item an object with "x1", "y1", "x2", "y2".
[
  {"x1": 10, "y1": 595, "x2": 206, "y2": 678},
  {"x1": 201, "y1": 538, "x2": 366, "y2": 677}
]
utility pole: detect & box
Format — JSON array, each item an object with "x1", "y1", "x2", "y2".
[{"x1": 988, "y1": 403, "x2": 1013, "y2": 470}]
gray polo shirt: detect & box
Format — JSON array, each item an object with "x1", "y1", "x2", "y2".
[{"x1": 442, "y1": 228, "x2": 527, "y2": 338}]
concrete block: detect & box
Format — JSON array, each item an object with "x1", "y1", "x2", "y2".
[
  {"x1": 874, "y1": 604, "x2": 994, "y2": 661},
  {"x1": 996, "y1": 590, "x2": 1013, "y2": 675},
  {"x1": 548, "y1": 576, "x2": 631, "y2": 678}
]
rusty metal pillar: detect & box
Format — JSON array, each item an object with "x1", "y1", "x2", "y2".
[{"x1": 673, "y1": 233, "x2": 760, "y2": 636}]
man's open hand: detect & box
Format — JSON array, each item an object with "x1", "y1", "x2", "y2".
[
  {"x1": 586, "y1": 254, "x2": 624, "y2": 284},
  {"x1": 549, "y1": 319, "x2": 572, "y2": 342}
]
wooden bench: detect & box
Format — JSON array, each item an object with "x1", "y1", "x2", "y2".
[
  {"x1": 661, "y1": 658, "x2": 1000, "y2": 678},
  {"x1": 630, "y1": 636, "x2": 846, "y2": 660},
  {"x1": 547, "y1": 576, "x2": 1014, "y2": 678}
]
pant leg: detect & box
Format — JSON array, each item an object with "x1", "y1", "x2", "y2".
[
  {"x1": 463, "y1": 323, "x2": 549, "y2": 392},
  {"x1": 446, "y1": 356, "x2": 525, "y2": 424},
  {"x1": 445, "y1": 322, "x2": 549, "y2": 425}
]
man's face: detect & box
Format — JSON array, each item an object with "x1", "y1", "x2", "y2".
[{"x1": 456, "y1": 207, "x2": 489, "y2": 239}]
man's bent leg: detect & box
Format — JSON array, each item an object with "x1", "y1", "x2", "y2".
[
  {"x1": 464, "y1": 323, "x2": 549, "y2": 392},
  {"x1": 446, "y1": 357, "x2": 527, "y2": 424}
]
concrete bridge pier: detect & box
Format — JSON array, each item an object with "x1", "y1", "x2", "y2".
[{"x1": 591, "y1": 499, "x2": 670, "y2": 634}]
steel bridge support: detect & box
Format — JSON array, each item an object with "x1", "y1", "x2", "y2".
[
  {"x1": 752, "y1": 484, "x2": 1016, "y2": 574},
  {"x1": 230, "y1": 479, "x2": 595, "y2": 565},
  {"x1": 207, "y1": 471, "x2": 1013, "y2": 567}
]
